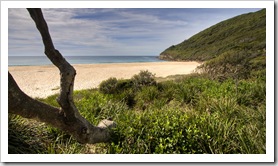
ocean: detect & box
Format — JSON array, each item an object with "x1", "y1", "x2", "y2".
[{"x1": 8, "y1": 56, "x2": 166, "y2": 66}]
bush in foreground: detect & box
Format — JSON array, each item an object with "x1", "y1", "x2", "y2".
[
  {"x1": 99, "y1": 77, "x2": 118, "y2": 94},
  {"x1": 131, "y1": 70, "x2": 157, "y2": 89},
  {"x1": 9, "y1": 70, "x2": 265, "y2": 154}
]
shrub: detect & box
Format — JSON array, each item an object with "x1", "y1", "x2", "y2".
[
  {"x1": 99, "y1": 77, "x2": 118, "y2": 94},
  {"x1": 114, "y1": 89, "x2": 136, "y2": 108},
  {"x1": 116, "y1": 79, "x2": 133, "y2": 90},
  {"x1": 236, "y1": 79, "x2": 266, "y2": 107},
  {"x1": 107, "y1": 107, "x2": 208, "y2": 154},
  {"x1": 74, "y1": 90, "x2": 109, "y2": 124},
  {"x1": 135, "y1": 86, "x2": 160, "y2": 110},
  {"x1": 198, "y1": 51, "x2": 253, "y2": 81},
  {"x1": 131, "y1": 70, "x2": 156, "y2": 89},
  {"x1": 99, "y1": 78, "x2": 135, "y2": 95},
  {"x1": 158, "y1": 81, "x2": 177, "y2": 102},
  {"x1": 173, "y1": 77, "x2": 212, "y2": 105}
]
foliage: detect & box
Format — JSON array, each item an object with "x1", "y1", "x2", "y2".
[
  {"x1": 9, "y1": 69, "x2": 265, "y2": 154},
  {"x1": 99, "y1": 77, "x2": 118, "y2": 94},
  {"x1": 134, "y1": 86, "x2": 160, "y2": 110},
  {"x1": 105, "y1": 74, "x2": 265, "y2": 154},
  {"x1": 196, "y1": 50, "x2": 265, "y2": 81},
  {"x1": 160, "y1": 9, "x2": 265, "y2": 62},
  {"x1": 107, "y1": 107, "x2": 207, "y2": 154},
  {"x1": 8, "y1": 114, "x2": 86, "y2": 154},
  {"x1": 131, "y1": 70, "x2": 157, "y2": 89}
]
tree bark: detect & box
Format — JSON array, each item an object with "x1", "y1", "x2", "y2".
[{"x1": 8, "y1": 8, "x2": 115, "y2": 144}]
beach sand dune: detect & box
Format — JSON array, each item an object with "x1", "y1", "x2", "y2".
[{"x1": 9, "y1": 61, "x2": 200, "y2": 98}]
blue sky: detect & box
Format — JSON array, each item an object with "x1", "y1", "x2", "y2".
[{"x1": 8, "y1": 8, "x2": 261, "y2": 56}]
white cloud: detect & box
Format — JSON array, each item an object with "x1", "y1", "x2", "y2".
[{"x1": 8, "y1": 8, "x2": 261, "y2": 56}]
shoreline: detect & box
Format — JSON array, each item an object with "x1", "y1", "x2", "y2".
[{"x1": 9, "y1": 61, "x2": 201, "y2": 98}]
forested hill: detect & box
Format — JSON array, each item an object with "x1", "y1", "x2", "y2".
[{"x1": 159, "y1": 9, "x2": 265, "y2": 61}]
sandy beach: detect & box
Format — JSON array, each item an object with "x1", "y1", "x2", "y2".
[{"x1": 9, "y1": 61, "x2": 200, "y2": 98}]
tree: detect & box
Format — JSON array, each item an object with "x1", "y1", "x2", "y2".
[{"x1": 8, "y1": 8, "x2": 115, "y2": 144}]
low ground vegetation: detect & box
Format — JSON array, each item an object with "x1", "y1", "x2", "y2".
[{"x1": 9, "y1": 62, "x2": 266, "y2": 153}]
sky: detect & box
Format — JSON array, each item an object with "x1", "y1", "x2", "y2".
[{"x1": 8, "y1": 8, "x2": 262, "y2": 57}]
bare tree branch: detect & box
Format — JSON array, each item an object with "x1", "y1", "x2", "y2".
[
  {"x1": 8, "y1": 8, "x2": 115, "y2": 144},
  {"x1": 27, "y1": 8, "x2": 77, "y2": 122}
]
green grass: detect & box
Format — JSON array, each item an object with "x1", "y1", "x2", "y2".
[
  {"x1": 8, "y1": 114, "x2": 87, "y2": 154},
  {"x1": 8, "y1": 69, "x2": 265, "y2": 154}
]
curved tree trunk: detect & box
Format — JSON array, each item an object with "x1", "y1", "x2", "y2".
[{"x1": 8, "y1": 8, "x2": 115, "y2": 144}]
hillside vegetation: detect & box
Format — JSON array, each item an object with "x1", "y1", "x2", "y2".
[
  {"x1": 160, "y1": 9, "x2": 265, "y2": 61},
  {"x1": 8, "y1": 9, "x2": 266, "y2": 154}
]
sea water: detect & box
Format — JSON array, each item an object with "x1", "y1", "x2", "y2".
[{"x1": 8, "y1": 56, "x2": 166, "y2": 66}]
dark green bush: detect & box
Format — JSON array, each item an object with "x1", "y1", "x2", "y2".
[
  {"x1": 115, "y1": 89, "x2": 136, "y2": 108},
  {"x1": 236, "y1": 79, "x2": 266, "y2": 107},
  {"x1": 99, "y1": 77, "x2": 118, "y2": 94},
  {"x1": 135, "y1": 86, "x2": 160, "y2": 110},
  {"x1": 198, "y1": 51, "x2": 252, "y2": 81},
  {"x1": 116, "y1": 79, "x2": 133, "y2": 91},
  {"x1": 107, "y1": 107, "x2": 208, "y2": 154},
  {"x1": 158, "y1": 81, "x2": 177, "y2": 102},
  {"x1": 131, "y1": 70, "x2": 156, "y2": 89}
]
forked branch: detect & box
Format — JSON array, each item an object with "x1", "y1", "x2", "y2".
[{"x1": 8, "y1": 8, "x2": 115, "y2": 144}]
